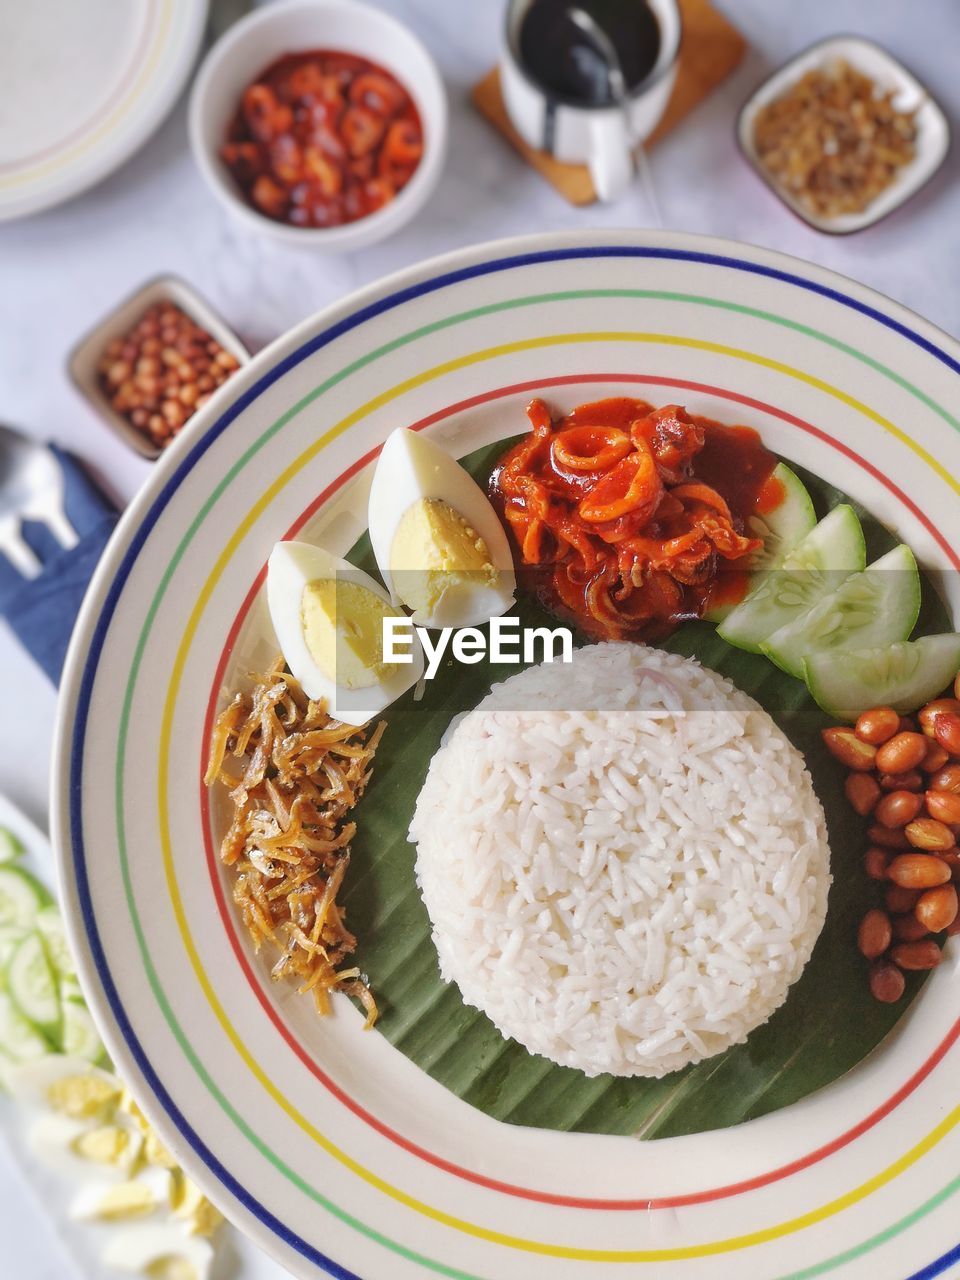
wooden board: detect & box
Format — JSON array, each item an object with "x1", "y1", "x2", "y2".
[{"x1": 471, "y1": 0, "x2": 747, "y2": 206}]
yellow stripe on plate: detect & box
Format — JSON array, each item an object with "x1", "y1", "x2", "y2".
[{"x1": 156, "y1": 330, "x2": 960, "y2": 1259}]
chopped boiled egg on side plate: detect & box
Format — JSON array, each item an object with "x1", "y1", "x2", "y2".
[
  {"x1": 368, "y1": 428, "x2": 516, "y2": 628},
  {"x1": 101, "y1": 1224, "x2": 215, "y2": 1280},
  {"x1": 0, "y1": 812, "x2": 227, "y2": 1276},
  {"x1": 69, "y1": 1164, "x2": 174, "y2": 1222},
  {"x1": 267, "y1": 541, "x2": 424, "y2": 725},
  {"x1": 6, "y1": 1054, "x2": 122, "y2": 1117},
  {"x1": 28, "y1": 1111, "x2": 143, "y2": 1180},
  {"x1": 173, "y1": 1174, "x2": 224, "y2": 1236},
  {"x1": 73, "y1": 1119, "x2": 143, "y2": 1170}
]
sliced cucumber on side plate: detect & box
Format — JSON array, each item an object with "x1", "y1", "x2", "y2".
[
  {"x1": 60, "y1": 1001, "x2": 105, "y2": 1065},
  {"x1": 0, "y1": 991, "x2": 50, "y2": 1062},
  {"x1": 0, "y1": 810, "x2": 103, "y2": 1082},
  {"x1": 35, "y1": 907, "x2": 77, "y2": 979},
  {"x1": 0, "y1": 925, "x2": 30, "y2": 984},
  {"x1": 805, "y1": 633, "x2": 960, "y2": 720},
  {"x1": 717, "y1": 504, "x2": 866, "y2": 653},
  {"x1": 58, "y1": 974, "x2": 85, "y2": 1004},
  {"x1": 7, "y1": 932, "x2": 61, "y2": 1043},
  {"x1": 705, "y1": 464, "x2": 816, "y2": 622},
  {"x1": 0, "y1": 865, "x2": 51, "y2": 929},
  {"x1": 763, "y1": 543, "x2": 920, "y2": 680}
]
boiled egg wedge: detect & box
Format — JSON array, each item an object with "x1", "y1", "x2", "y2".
[
  {"x1": 173, "y1": 1175, "x2": 224, "y2": 1236},
  {"x1": 368, "y1": 429, "x2": 516, "y2": 628},
  {"x1": 6, "y1": 1055, "x2": 122, "y2": 1118},
  {"x1": 70, "y1": 1164, "x2": 174, "y2": 1222},
  {"x1": 101, "y1": 1224, "x2": 215, "y2": 1280},
  {"x1": 267, "y1": 541, "x2": 423, "y2": 725},
  {"x1": 28, "y1": 1112, "x2": 143, "y2": 1181}
]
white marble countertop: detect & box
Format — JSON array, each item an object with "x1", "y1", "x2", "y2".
[{"x1": 0, "y1": 0, "x2": 958, "y2": 1276}]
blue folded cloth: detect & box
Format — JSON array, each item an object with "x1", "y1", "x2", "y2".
[{"x1": 0, "y1": 446, "x2": 118, "y2": 684}]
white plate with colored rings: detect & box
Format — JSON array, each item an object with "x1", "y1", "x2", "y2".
[{"x1": 54, "y1": 230, "x2": 960, "y2": 1279}]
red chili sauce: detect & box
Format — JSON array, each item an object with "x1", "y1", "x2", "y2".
[
  {"x1": 491, "y1": 397, "x2": 781, "y2": 639},
  {"x1": 221, "y1": 51, "x2": 423, "y2": 228}
]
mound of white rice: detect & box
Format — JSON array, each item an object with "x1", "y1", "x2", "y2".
[{"x1": 410, "y1": 642, "x2": 830, "y2": 1078}]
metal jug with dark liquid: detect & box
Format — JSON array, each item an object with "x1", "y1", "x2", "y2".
[{"x1": 500, "y1": 0, "x2": 681, "y2": 201}]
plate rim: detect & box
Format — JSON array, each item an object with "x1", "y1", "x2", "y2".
[
  {"x1": 50, "y1": 228, "x2": 960, "y2": 1280},
  {"x1": 0, "y1": 0, "x2": 209, "y2": 223}
]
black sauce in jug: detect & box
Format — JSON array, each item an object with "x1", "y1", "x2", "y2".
[{"x1": 518, "y1": 0, "x2": 662, "y2": 106}]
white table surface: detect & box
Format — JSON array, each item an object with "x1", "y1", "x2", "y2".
[{"x1": 0, "y1": 0, "x2": 957, "y2": 1276}]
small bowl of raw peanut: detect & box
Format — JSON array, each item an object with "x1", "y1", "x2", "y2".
[{"x1": 69, "y1": 276, "x2": 250, "y2": 460}]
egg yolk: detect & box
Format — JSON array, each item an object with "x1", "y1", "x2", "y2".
[
  {"x1": 390, "y1": 498, "x2": 497, "y2": 615},
  {"x1": 85, "y1": 1180, "x2": 163, "y2": 1220},
  {"x1": 174, "y1": 1176, "x2": 224, "y2": 1236},
  {"x1": 143, "y1": 1128, "x2": 178, "y2": 1169},
  {"x1": 145, "y1": 1260, "x2": 200, "y2": 1280},
  {"x1": 72, "y1": 1124, "x2": 133, "y2": 1166},
  {"x1": 46, "y1": 1075, "x2": 120, "y2": 1119},
  {"x1": 301, "y1": 579, "x2": 400, "y2": 690}
]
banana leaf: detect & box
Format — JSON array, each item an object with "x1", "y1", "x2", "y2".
[{"x1": 341, "y1": 444, "x2": 949, "y2": 1138}]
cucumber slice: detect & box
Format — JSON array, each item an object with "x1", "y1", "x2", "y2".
[
  {"x1": 59, "y1": 974, "x2": 85, "y2": 1004},
  {"x1": 705, "y1": 464, "x2": 816, "y2": 622},
  {"x1": 0, "y1": 925, "x2": 29, "y2": 984},
  {"x1": 0, "y1": 828, "x2": 24, "y2": 864},
  {"x1": 0, "y1": 992, "x2": 50, "y2": 1065},
  {"x1": 746, "y1": 464, "x2": 817, "y2": 571},
  {"x1": 0, "y1": 865, "x2": 50, "y2": 928},
  {"x1": 763, "y1": 544, "x2": 920, "y2": 680},
  {"x1": 717, "y1": 504, "x2": 866, "y2": 653},
  {"x1": 7, "y1": 932, "x2": 61, "y2": 1040},
  {"x1": 805, "y1": 633, "x2": 960, "y2": 721},
  {"x1": 35, "y1": 907, "x2": 76, "y2": 979},
  {"x1": 60, "y1": 1001, "x2": 105, "y2": 1064}
]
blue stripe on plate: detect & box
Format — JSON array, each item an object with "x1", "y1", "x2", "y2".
[
  {"x1": 908, "y1": 1241, "x2": 960, "y2": 1279},
  {"x1": 69, "y1": 242, "x2": 960, "y2": 1279}
]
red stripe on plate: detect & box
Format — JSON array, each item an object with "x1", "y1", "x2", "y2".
[{"x1": 197, "y1": 373, "x2": 960, "y2": 1211}]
